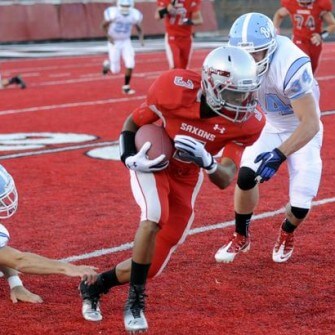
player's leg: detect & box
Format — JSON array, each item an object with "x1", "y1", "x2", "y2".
[
  {"x1": 121, "y1": 40, "x2": 136, "y2": 95},
  {"x1": 164, "y1": 33, "x2": 180, "y2": 69},
  {"x1": 215, "y1": 130, "x2": 282, "y2": 263},
  {"x1": 147, "y1": 172, "x2": 204, "y2": 277},
  {"x1": 309, "y1": 44, "x2": 322, "y2": 74},
  {"x1": 273, "y1": 127, "x2": 323, "y2": 262},
  {"x1": 105, "y1": 42, "x2": 121, "y2": 75},
  {"x1": 179, "y1": 36, "x2": 193, "y2": 69}
]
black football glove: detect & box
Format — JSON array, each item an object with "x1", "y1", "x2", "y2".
[{"x1": 254, "y1": 148, "x2": 286, "y2": 183}]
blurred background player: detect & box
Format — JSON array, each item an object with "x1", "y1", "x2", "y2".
[
  {"x1": 215, "y1": 12, "x2": 323, "y2": 264},
  {"x1": 0, "y1": 74, "x2": 26, "y2": 89},
  {"x1": 101, "y1": 0, "x2": 144, "y2": 95},
  {"x1": 78, "y1": 46, "x2": 265, "y2": 333},
  {"x1": 155, "y1": 0, "x2": 203, "y2": 69},
  {"x1": 0, "y1": 164, "x2": 97, "y2": 300},
  {"x1": 273, "y1": 0, "x2": 335, "y2": 73}
]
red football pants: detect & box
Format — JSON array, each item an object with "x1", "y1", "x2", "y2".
[
  {"x1": 130, "y1": 168, "x2": 203, "y2": 277},
  {"x1": 294, "y1": 39, "x2": 322, "y2": 73},
  {"x1": 164, "y1": 34, "x2": 193, "y2": 69}
]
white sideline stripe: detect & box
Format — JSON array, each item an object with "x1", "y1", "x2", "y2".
[
  {"x1": 60, "y1": 196, "x2": 335, "y2": 263},
  {"x1": 0, "y1": 96, "x2": 146, "y2": 116}
]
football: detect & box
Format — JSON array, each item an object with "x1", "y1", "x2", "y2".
[{"x1": 135, "y1": 124, "x2": 174, "y2": 162}]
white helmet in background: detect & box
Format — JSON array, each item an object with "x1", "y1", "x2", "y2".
[
  {"x1": 0, "y1": 165, "x2": 18, "y2": 219},
  {"x1": 228, "y1": 12, "x2": 277, "y2": 77},
  {"x1": 201, "y1": 46, "x2": 260, "y2": 123},
  {"x1": 117, "y1": 0, "x2": 134, "y2": 15}
]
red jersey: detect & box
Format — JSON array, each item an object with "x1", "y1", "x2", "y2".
[
  {"x1": 281, "y1": 0, "x2": 333, "y2": 41},
  {"x1": 157, "y1": 0, "x2": 201, "y2": 37},
  {"x1": 132, "y1": 69, "x2": 265, "y2": 172}
]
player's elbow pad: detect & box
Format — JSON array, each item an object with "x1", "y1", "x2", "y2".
[
  {"x1": 158, "y1": 8, "x2": 168, "y2": 19},
  {"x1": 237, "y1": 167, "x2": 258, "y2": 191},
  {"x1": 119, "y1": 131, "x2": 137, "y2": 164}
]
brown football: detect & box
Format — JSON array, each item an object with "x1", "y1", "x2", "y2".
[{"x1": 135, "y1": 124, "x2": 174, "y2": 162}]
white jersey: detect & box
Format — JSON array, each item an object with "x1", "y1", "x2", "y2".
[
  {"x1": 257, "y1": 35, "x2": 321, "y2": 133},
  {"x1": 104, "y1": 7, "x2": 143, "y2": 41},
  {"x1": 0, "y1": 223, "x2": 10, "y2": 248}
]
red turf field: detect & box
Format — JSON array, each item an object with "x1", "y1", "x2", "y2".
[{"x1": 0, "y1": 44, "x2": 334, "y2": 335}]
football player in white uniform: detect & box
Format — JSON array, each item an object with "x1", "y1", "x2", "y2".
[
  {"x1": 0, "y1": 164, "x2": 97, "y2": 302},
  {"x1": 102, "y1": 0, "x2": 144, "y2": 95},
  {"x1": 215, "y1": 12, "x2": 323, "y2": 263}
]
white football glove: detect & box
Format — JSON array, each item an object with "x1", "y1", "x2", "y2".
[
  {"x1": 174, "y1": 135, "x2": 218, "y2": 173},
  {"x1": 125, "y1": 142, "x2": 168, "y2": 173}
]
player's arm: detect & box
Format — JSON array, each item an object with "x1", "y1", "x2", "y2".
[
  {"x1": 119, "y1": 110, "x2": 167, "y2": 172},
  {"x1": 320, "y1": 11, "x2": 335, "y2": 38},
  {"x1": 311, "y1": 11, "x2": 335, "y2": 45},
  {"x1": 0, "y1": 246, "x2": 97, "y2": 284},
  {"x1": 101, "y1": 20, "x2": 114, "y2": 44},
  {"x1": 277, "y1": 93, "x2": 320, "y2": 157},
  {"x1": 190, "y1": 10, "x2": 203, "y2": 26},
  {"x1": 0, "y1": 266, "x2": 43, "y2": 303},
  {"x1": 135, "y1": 24, "x2": 144, "y2": 46},
  {"x1": 155, "y1": 0, "x2": 178, "y2": 20},
  {"x1": 174, "y1": 136, "x2": 240, "y2": 189},
  {"x1": 208, "y1": 156, "x2": 237, "y2": 189},
  {"x1": 273, "y1": 7, "x2": 290, "y2": 33}
]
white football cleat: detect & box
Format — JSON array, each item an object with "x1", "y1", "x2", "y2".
[
  {"x1": 82, "y1": 298, "x2": 102, "y2": 321},
  {"x1": 272, "y1": 229, "x2": 294, "y2": 263},
  {"x1": 215, "y1": 232, "x2": 251, "y2": 263},
  {"x1": 122, "y1": 85, "x2": 136, "y2": 95}
]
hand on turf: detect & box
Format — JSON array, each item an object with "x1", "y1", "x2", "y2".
[
  {"x1": 174, "y1": 135, "x2": 216, "y2": 170},
  {"x1": 125, "y1": 142, "x2": 168, "y2": 172},
  {"x1": 254, "y1": 148, "x2": 286, "y2": 183},
  {"x1": 10, "y1": 285, "x2": 43, "y2": 304}
]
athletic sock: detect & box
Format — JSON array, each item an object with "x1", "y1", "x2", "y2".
[{"x1": 235, "y1": 212, "x2": 253, "y2": 237}]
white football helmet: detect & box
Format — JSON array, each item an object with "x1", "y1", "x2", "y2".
[
  {"x1": 228, "y1": 12, "x2": 277, "y2": 77},
  {"x1": 201, "y1": 46, "x2": 260, "y2": 123},
  {"x1": 117, "y1": 0, "x2": 134, "y2": 15},
  {"x1": 0, "y1": 165, "x2": 18, "y2": 219}
]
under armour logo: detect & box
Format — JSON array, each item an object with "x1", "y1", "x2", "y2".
[{"x1": 213, "y1": 124, "x2": 225, "y2": 134}]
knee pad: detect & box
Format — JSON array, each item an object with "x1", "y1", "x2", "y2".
[
  {"x1": 290, "y1": 206, "x2": 309, "y2": 219},
  {"x1": 237, "y1": 167, "x2": 257, "y2": 191}
]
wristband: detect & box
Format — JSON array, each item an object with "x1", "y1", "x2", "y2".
[
  {"x1": 320, "y1": 30, "x2": 329, "y2": 40},
  {"x1": 183, "y1": 18, "x2": 194, "y2": 25},
  {"x1": 205, "y1": 161, "x2": 218, "y2": 175},
  {"x1": 274, "y1": 148, "x2": 287, "y2": 162},
  {"x1": 8, "y1": 275, "x2": 23, "y2": 289},
  {"x1": 158, "y1": 8, "x2": 168, "y2": 19},
  {"x1": 119, "y1": 130, "x2": 137, "y2": 164}
]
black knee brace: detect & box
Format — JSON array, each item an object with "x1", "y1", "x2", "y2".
[
  {"x1": 237, "y1": 167, "x2": 258, "y2": 191},
  {"x1": 291, "y1": 206, "x2": 309, "y2": 219}
]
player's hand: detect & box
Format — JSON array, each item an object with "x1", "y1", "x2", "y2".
[
  {"x1": 310, "y1": 33, "x2": 322, "y2": 46},
  {"x1": 182, "y1": 18, "x2": 194, "y2": 25},
  {"x1": 167, "y1": 3, "x2": 177, "y2": 16},
  {"x1": 66, "y1": 265, "x2": 98, "y2": 285},
  {"x1": 254, "y1": 148, "x2": 286, "y2": 183},
  {"x1": 174, "y1": 135, "x2": 217, "y2": 171},
  {"x1": 125, "y1": 142, "x2": 168, "y2": 172},
  {"x1": 10, "y1": 285, "x2": 43, "y2": 304}
]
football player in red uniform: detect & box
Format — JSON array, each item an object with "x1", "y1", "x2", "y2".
[
  {"x1": 79, "y1": 46, "x2": 265, "y2": 332},
  {"x1": 273, "y1": 0, "x2": 335, "y2": 73},
  {"x1": 155, "y1": 0, "x2": 203, "y2": 69}
]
